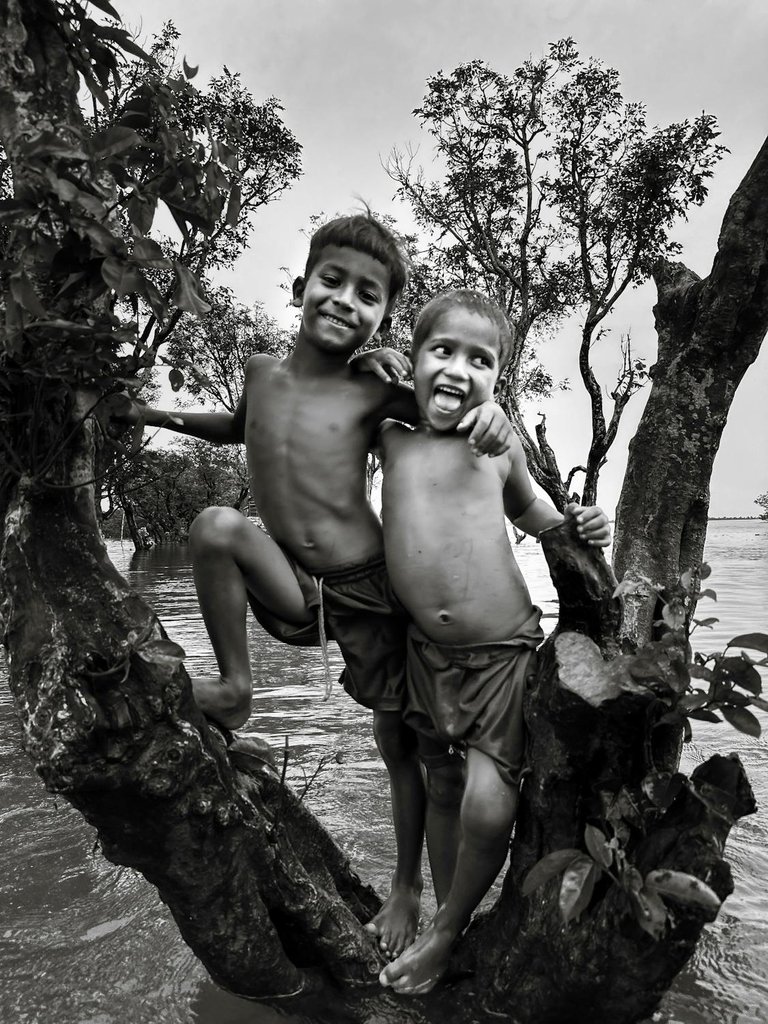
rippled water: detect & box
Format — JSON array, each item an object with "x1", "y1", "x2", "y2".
[{"x1": 1, "y1": 521, "x2": 766, "y2": 1023}]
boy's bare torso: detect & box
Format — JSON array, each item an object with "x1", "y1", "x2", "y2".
[
  {"x1": 243, "y1": 354, "x2": 411, "y2": 572},
  {"x1": 381, "y1": 424, "x2": 535, "y2": 645}
]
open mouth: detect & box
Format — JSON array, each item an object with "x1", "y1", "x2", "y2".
[{"x1": 432, "y1": 384, "x2": 465, "y2": 413}]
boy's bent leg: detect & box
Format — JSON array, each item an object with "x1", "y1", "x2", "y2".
[
  {"x1": 363, "y1": 709, "x2": 425, "y2": 959},
  {"x1": 380, "y1": 748, "x2": 518, "y2": 994},
  {"x1": 188, "y1": 506, "x2": 314, "y2": 729}
]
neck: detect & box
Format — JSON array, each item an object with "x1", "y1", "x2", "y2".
[{"x1": 285, "y1": 332, "x2": 352, "y2": 377}]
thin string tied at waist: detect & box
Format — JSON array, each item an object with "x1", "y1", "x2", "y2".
[{"x1": 314, "y1": 576, "x2": 334, "y2": 700}]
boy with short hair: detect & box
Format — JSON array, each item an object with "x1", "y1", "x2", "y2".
[
  {"x1": 377, "y1": 289, "x2": 611, "y2": 994},
  {"x1": 122, "y1": 216, "x2": 515, "y2": 959}
]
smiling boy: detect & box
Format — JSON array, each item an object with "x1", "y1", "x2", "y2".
[
  {"x1": 378, "y1": 289, "x2": 611, "y2": 994},
  {"x1": 120, "y1": 216, "x2": 515, "y2": 959}
]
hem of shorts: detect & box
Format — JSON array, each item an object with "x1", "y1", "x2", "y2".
[{"x1": 344, "y1": 691, "x2": 404, "y2": 713}]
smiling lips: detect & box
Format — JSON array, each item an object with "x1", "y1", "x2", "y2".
[
  {"x1": 320, "y1": 310, "x2": 355, "y2": 330},
  {"x1": 433, "y1": 384, "x2": 465, "y2": 413}
]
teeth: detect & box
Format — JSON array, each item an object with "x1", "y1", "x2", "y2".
[
  {"x1": 322, "y1": 313, "x2": 352, "y2": 328},
  {"x1": 433, "y1": 387, "x2": 463, "y2": 412}
]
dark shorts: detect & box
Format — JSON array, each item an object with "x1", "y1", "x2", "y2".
[
  {"x1": 404, "y1": 607, "x2": 544, "y2": 787},
  {"x1": 247, "y1": 553, "x2": 409, "y2": 712}
]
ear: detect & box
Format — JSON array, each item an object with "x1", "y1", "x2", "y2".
[{"x1": 291, "y1": 277, "x2": 305, "y2": 308}]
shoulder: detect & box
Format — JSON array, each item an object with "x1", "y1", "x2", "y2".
[
  {"x1": 244, "y1": 353, "x2": 279, "y2": 379},
  {"x1": 369, "y1": 381, "x2": 418, "y2": 425},
  {"x1": 378, "y1": 418, "x2": 416, "y2": 462}
]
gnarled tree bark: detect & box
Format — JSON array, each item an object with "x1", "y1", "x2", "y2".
[{"x1": 613, "y1": 137, "x2": 768, "y2": 642}]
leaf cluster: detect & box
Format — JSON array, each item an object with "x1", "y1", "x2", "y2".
[
  {"x1": 523, "y1": 565, "x2": 766, "y2": 937},
  {"x1": 1, "y1": 4, "x2": 300, "y2": 492},
  {"x1": 613, "y1": 564, "x2": 768, "y2": 739},
  {"x1": 524, "y1": 816, "x2": 721, "y2": 941}
]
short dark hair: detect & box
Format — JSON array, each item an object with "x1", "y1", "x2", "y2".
[
  {"x1": 411, "y1": 289, "x2": 515, "y2": 368},
  {"x1": 303, "y1": 212, "x2": 409, "y2": 306}
]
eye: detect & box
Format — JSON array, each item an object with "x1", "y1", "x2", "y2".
[
  {"x1": 432, "y1": 343, "x2": 450, "y2": 356},
  {"x1": 320, "y1": 274, "x2": 339, "y2": 286},
  {"x1": 473, "y1": 354, "x2": 494, "y2": 368},
  {"x1": 359, "y1": 289, "x2": 380, "y2": 304}
]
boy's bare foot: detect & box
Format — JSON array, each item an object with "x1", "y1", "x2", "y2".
[
  {"x1": 378, "y1": 919, "x2": 455, "y2": 994},
  {"x1": 191, "y1": 675, "x2": 252, "y2": 729},
  {"x1": 363, "y1": 883, "x2": 421, "y2": 960}
]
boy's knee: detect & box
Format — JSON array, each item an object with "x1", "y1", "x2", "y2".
[
  {"x1": 426, "y1": 761, "x2": 464, "y2": 812},
  {"x1": 372, "y1": 712, "x2": 418, "y2": 765},
  {"x1": 189, "y1": 506, "x2": 244, "y2": 554}
]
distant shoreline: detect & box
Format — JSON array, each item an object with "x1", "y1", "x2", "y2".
[{"x1": 709, "y1": 517, "x2": 763, "y2": 521}]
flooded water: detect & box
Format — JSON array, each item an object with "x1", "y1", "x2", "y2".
[{"x1": 1, "y1": 520, "x2": 766, "y2": 1023}]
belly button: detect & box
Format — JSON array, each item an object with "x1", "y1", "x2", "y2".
[{"x1": 438, "y1": 610, "x2": 451, "y2": 623}]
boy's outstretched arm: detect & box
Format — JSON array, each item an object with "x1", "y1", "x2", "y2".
[{"x1": 112, "y1": 382, "x2": 246, "y2": 445}]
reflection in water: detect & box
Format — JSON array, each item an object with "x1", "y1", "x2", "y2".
[{"x1": 1, "y1": 521, "x2": 766, "y2": 1023}]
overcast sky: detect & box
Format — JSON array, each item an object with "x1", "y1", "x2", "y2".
[{"x1": 127, "y1": 0, "x2": 768, "y2": 518}]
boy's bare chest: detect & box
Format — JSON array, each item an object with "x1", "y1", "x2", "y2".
[
  {"x1": 244, "y1": 373, "x2": 375, "y2": 458},
  {"x1": 392, "y1": 433, "x2": 503, "y2": 501}
]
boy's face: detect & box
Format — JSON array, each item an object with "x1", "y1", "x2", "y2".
[
  {"x1": 294, "y1": 245, "x2": 391, "y2": 358},
  {"x1": 413, "y1": 307, "x2": 501, "y2": 432}
]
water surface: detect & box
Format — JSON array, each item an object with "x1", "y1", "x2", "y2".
[{"x1": 1, "y1": 520, "x2": 766, "y2": 1023}]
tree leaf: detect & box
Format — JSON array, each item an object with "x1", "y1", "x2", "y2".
[
  {"x1": 718, "y1": 656, "x2": 762, "y2": 696},
  {"x1": 132, "y1": 236, "x2": 168, "y2": 264},
  {"x1": 522, "y1": 848, "x2": 582, "y2": 896},
  {"x1": 133, "y1": 637, "x2": 186, "y2": 671},
  {"x1": 127, "y1": 194, "x2": 156, "y2": 235},
  {"x1": 645, "y1": 869, "x2": 721, "y2": 914},
  {"x1": 641, "y1": 771, "x2": 685, "y2": 810},
  {"x1": 559, "y1": 856, "x2": 598, "y2": 924},
  {"x1": 584, "y1": 824, "x2": 612, "y2": 868},
  {"x1": 91, "y1": 125, "x2": 143, "y2": 160},
  {"x1": 183, "y1": 57, "x2": 199, "y2": 80},
  {"x1": 661, "y1": 601, "x2": 686, "y2": 631},
  {"x1": 688, "y1": 664, "x2": 714, "y2": 681},
  {"x1": 9, "y1": 271, "x2": 47, "y2": 316},
  {"x1": 727, "y1": 633, "x2": 768, "y2": 655},
  {"x1": 720, "y1": 705, "x2": 762, "y2": 738},
  {"x1": 679, "y1": 690, "x2": 709, "y2": 711},
  {"x1": 686, "y1": 709, "x2": 722, "y2": 723},
  {"x1": 86, "y1": 0, "x2": 122, "y2": 20},
  {"x1": 632, "y1": 885, "x2": 668, "y2": 940},
  {"x1": 696, "y1": 588, "x2": 717, "y2": 602},
  {"x1": 172, "y1": 264, "x2": 212, "y2": 316},
  {"x1": 225, "y1": 181, "x2": 242, "y2": 227},
  {"x1": 100, "y1": 257, "x2": 147, "y2": 297},
  {"x1": 169, "y1": 368, "x2": 185, "y2": 392}
]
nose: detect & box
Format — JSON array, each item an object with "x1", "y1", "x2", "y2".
[
  {"x1": 332, "y1": 283, "x2": 355, "y2": 309},
  {"x1": 444, "y1": 353, "x2": 469, "y2": 379}
]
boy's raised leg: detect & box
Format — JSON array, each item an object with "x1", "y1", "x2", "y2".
[
  {"x1": 380, "y1": 748, "x2": 518, "y2": 994},
  {"x1": 364, "y1": 710, "x2": 426, "y2": 959},
  {"x1": 188, "y1": 506, "x2": 313, "y2": 728}
]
